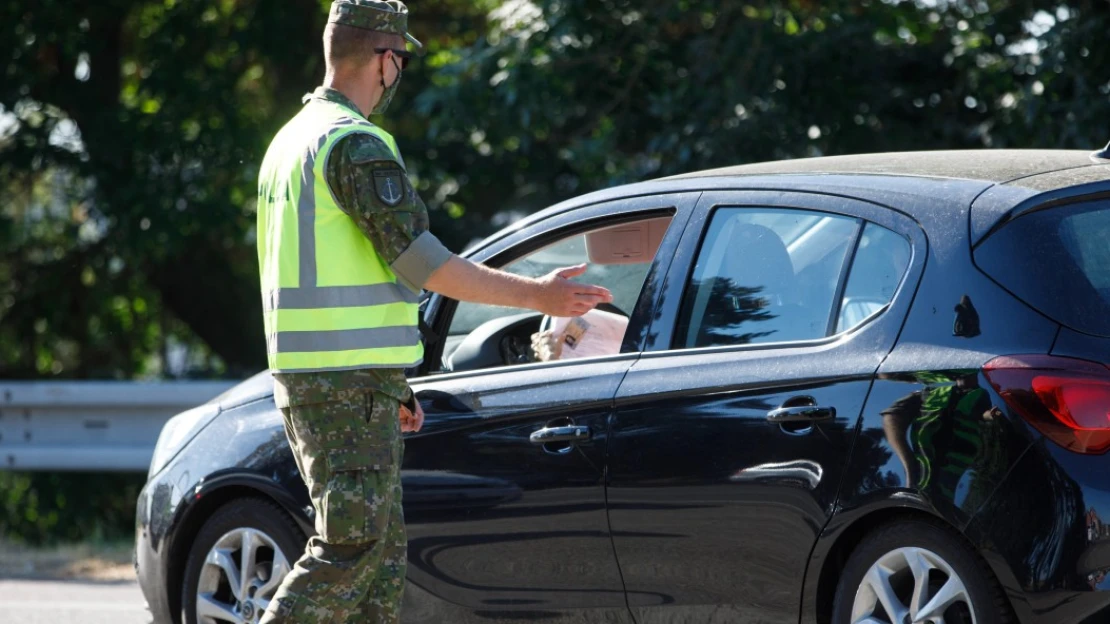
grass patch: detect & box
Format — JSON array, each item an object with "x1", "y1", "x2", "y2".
[
  {"x1": 0, "y1": 537, "x2": 135, "y2": 580},
  {"x1": 0, "y1": 471, "x2": 143, "y2": 580}
]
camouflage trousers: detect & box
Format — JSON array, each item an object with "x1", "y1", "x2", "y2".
[{"x1": 260, "y1": 391, "x2": 406, "y2": 624}]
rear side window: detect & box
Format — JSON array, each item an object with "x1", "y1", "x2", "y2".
[
  {"x1": 975, "y1": 200, "x2": 1110, "y2": 337},
  {"x1": 675, "y1": 207, "x2": 860, "y2": 349},
  {"x1": 836, "y1": 223, "x2": 912, "y2": 333}
]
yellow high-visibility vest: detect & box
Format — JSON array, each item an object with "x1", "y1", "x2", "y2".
[{"x1": 256, "y1": 98, "x2": 422, "y2": 372}]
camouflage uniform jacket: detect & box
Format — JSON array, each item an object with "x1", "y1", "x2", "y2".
[{"x1": 272, "y1": 87, "x2": 453, "y2": 410}]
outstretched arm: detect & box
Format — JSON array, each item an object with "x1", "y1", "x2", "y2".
[{"x1": 425, "y1": 260, "x2": 612, "y2": 318}]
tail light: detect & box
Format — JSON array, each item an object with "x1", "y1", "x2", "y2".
[{"x1": 983, "y1": 354, "x2": 1110, "y2": 455}]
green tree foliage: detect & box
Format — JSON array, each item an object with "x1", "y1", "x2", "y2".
[
  {"x1": 0, "y1": 471, "x2": 146, "y2": 545},
  {"x1": 1, "y1": 0, "x2": 1107, "y2": 380},
  {"x1": 415, "y1": 0, "x2": 1109, "y2": 228}
]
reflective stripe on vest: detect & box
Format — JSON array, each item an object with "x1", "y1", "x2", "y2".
[{"x1": 257, "y1": 100, "x2": 422, "y2": 372}]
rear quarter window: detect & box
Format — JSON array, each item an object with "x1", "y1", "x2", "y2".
[{"x1": 974, "y1": 199, "x2": 1110, "y2": 337}]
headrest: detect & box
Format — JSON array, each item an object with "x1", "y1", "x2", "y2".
[{"x1": 719, "y1": 223, "x2": 795, "y2": 288}]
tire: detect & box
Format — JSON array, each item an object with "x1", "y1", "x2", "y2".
[
  {"x1": 831, "y1": 519, "x2": 1012, "y2": 624},
  {"x1": 182, "y1": 498, "x2": 306, "y2": 624}
]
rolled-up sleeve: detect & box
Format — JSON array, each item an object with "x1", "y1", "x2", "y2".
[
  {"x1": 392, "y1": 230, "x2": 454, "y2": 292},
  {"x1": 325, "y1": 133, "x2": 455, "y2": 292}
]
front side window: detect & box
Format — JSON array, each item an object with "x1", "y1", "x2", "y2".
[
  {"x1": 441, "y1": 215, "x2": 673, "y2": 372},
  {"x1": 675, "y1": 207, "x2": 860, "y2": 349}
]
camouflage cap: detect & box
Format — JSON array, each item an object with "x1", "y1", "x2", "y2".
[{"x1": 328, "y1": 0, "x2": 423, "y2": 54}]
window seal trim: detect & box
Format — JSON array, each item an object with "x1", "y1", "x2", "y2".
[{"x1": 420, "y1": 351, "x2": 643, "y2": 382}]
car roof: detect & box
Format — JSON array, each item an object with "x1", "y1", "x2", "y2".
[
  {"x1": 666, "y1": 149, "x2": 1098, "y2": 186},
  {"x1": 466, "y1": 149, "x2": 1110, "y2": 256}
]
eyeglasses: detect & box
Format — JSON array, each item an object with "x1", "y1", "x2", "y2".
[{"x1": 374, "y1": 47, "x2": 413, "y2": 70}]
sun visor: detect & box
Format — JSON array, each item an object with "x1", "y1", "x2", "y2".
[{"x1": 586, "y1": 217, "x2": 671, "y2": 265}]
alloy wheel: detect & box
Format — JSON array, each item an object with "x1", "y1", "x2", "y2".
[
  {"x1": 195, "y1": 527, "x2": 291, "y2": 624},
  {"x1": 851, "y1": 546, "x2": 976, "y2": 624}
]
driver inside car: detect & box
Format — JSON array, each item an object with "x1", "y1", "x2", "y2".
[
  {"x1": 529, "y1": 306, "x2": 630, "y2": 361},
  {"x1": 444, "y1": 216, "x2": 673, "y2": 371},
  {"x1": 526, "y1": 218, "x2": 671, "y2": 362}
]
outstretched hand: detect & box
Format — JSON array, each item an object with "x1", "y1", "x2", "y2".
[{"x1": 533, "y1": 264, "x2": 612, "y2": 317}]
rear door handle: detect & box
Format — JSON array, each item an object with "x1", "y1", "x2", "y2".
[
  {"x1": 766, "y1": 405, "x2": 836, "y2": 423},
  {"x1": 530, "y1": 425, "x2": 591, "y2": 445}
]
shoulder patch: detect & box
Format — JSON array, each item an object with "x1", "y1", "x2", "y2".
[
  {"x1": 346, "y1": 132, "x2": 398, "y2": 166},
  {"x1": 373, "y1": 168, "x2": 406, "y2": 207}
]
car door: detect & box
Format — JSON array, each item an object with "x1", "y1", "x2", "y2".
[
  {"x1": 606, "y1": 190, "x2": 925, "y2": 623},
  {"x1": 397, "y1": 193, "x2": 700, "y2": 623}
]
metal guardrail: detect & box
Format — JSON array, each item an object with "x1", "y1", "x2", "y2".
[{"x1": 0, "y1": 381, "x2": 237, "y2": 472}]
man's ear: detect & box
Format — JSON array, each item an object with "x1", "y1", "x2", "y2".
[{"x1": 380, "y1": 50, "x2": 394, "y2": 80}]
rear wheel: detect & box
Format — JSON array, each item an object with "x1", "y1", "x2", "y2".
[
  {"x1": 182, "y1": 498, "x2": 306, "y2": 624},
  {"x1": 832, "y1": 519, "x2": 1012, "y2": 624}
]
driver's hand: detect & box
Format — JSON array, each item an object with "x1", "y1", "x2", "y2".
[
  {"x1": 534, "y1": 264, "x2": 612, "y2": 317},
  {"x1": 530, "y1": 329, "x2": 561, "y2": 361},
  {"x1": 400, "y1": 400, "x2": 424, "y2": 433}
]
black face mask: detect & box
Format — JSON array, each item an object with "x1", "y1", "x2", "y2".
[{"x1": 371, "y1": 55, "x2": 403, "y2": 115}]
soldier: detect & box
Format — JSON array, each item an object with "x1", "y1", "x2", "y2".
[{"x1": 254, "y1": 1, "x2": 613, "y2": 621}]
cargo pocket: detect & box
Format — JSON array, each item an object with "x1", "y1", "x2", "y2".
[
  {"x1": 320, "y1": 444, "x2": 396, "y2": 546},
  {"x1": 365, "y1": 391, "x2": 402, "y2": 439}
]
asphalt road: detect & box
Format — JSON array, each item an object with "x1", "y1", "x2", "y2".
[{"x1": 0, "y1": 579, "x2": 152, "y2": 624}]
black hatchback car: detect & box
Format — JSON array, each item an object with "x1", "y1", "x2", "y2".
[{"x1": 136, "y1": 148, "x2": 1110, "y2": 624}]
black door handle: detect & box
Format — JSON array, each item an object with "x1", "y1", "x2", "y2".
[
  {"x1": 529, "y1": 425, "x2": 591, "y2": 445},
  {"x1": 766, "y1": 405, "x2": 836, "y2": 423}
]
